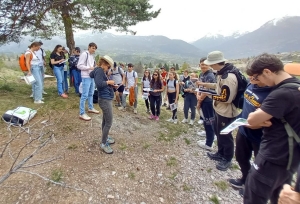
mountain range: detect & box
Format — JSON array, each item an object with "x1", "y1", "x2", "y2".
[{"x1": 0, "y1": 16, "x2": 299, "y2": 64}]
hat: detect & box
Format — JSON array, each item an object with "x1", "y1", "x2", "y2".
[
  {"x1": 38, "y1": 40, "x2": 43, "y2": 45},
  {"x1": 100, "y1": 55, "x2": 114, "y2": 68},
  {"x1": 160, "y1": 66, "x2": 165, "y2": 69},
  {"x1": 75, "y1": 47, "x2": 80, "y2": 52},
  {"x1": 114, "y1": 62, "x2": 117, "y2": 68},
  {"x1": 204, "y1": 51, "x2": 227, "y2": 65},
  {"x1": 284, "y1": 63, "x2": 300, "y2": 76},
  {"x1": 128, "y1": 63, "x2": 134, "y2": 67}
]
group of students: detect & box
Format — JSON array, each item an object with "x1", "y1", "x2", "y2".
[{"x1": 23, "y1": 42, "x2": 300, "y2": 204}]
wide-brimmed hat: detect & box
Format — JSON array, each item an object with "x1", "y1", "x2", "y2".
[
  {"x1": 204, "y1": 51, "x2": 227, "y2": 65},
  {"x1": 284, "y1": 63, "x2": 300, "y2": 76},
  {"x1": 100, "y1": 55, "x2": 114, "y2": 68}
]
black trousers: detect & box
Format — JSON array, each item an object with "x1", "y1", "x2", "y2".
[
  {"x1": 149, "y1": 95, "x2": 161, "y2": 116},
  {"x1": 143, "y1": 91, "x2": 149, "y2": 110},
  {"x1": 244, "y1": 154, "x2": 297, "y2": 204},
  {"x1": 213, "y1": 112, "x2": 235, "y2": 161},
  {"x1": 167, "y1": 92, "x2": 177, "y2": 119},
  {"x1": 201, "y1": 101, "x2": 215, "y2": 147},
  {"x1": 235, "y1": 130, "x2": 260, "y2": 182}
]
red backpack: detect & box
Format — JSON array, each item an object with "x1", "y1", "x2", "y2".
[{"x1": 19, "y1": 52, "x2": 33, "y2": 72}]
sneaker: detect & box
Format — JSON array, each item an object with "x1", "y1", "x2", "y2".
[
  {"x1": 197, "y1": 130, "x2": 206, "y2": 137},
  {"x1": 207, "y1": 152, "x2": 224, "y2": 162},
  {"x1": 198, "y1": 119, "x2": 204, "y2": 125},
  {"x1": 146, "y1": 109, "x2": 150, "y2": 113},
  {"x1": 100, "y1": 143, "x2": 113, "y2": 154},
  {"x1": 107, "y1": 136, "x2": 115, "y2": 144},
  {"x1": 34, "y1": 100, "x2": 44, "y2": 104},
  {"x1": 134, "y1": 108, "x2": 137, "y2": 114},
  {"x1": 166, "y1": 118, "x2": 174, "y2": 122},
  {"x1": 216, "y1": 158, "x2": 232, "y2": 171},
  {"x1": 162, "y1": 103, "x2": 167, "y2": 107},
  {"x1": 79, "y1": 113, "x2": 91, "y2": 121},
  {"x1": 228, "y1": 178, "x2": 245, "y2": 189},
  {"x1": 174, "y1": 119, "x2": 178, "y2": 124},
  {"x1": 43, "y1": 91, "x2": 47, "y2": 95},
  {"x1": 181, "y1": 118, "x2": 188, "y2": 123},
  {"x1": 149, "y1": 115, "x2": 155, "y2": 120},
  {"x1": 88, "y1": 108, "x2": 100, "y2": 114},
  {"x1": 197, "y1": 141, "x2": 213, "y2": 151},
  {"x1": 155, "y1": 116, "x2": 160, "y2": 121},
  {"x1": 166, "y1": 106, "x2": 171, "y2": 110},
  {"x1": 239, "y1": 188, "x2": 244, "y2": 197},
  {"x1": 61, "y1": 93, "x2": 68, "y2": 98},
  {"x1": 118, "y1": 106, "x2": 126, "y2": 111},
  {"x1": 115, "y1": 103, "x2": 121, "y2": 107},
  {"x1": 189, "y1": 120, "x2": 194, "y2": 125},
  {"x1": 30, "y1": 93, "x2": 33, "y2": 98}
]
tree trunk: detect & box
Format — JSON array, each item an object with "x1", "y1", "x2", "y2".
[{"x1": 61, "y1": 4, "x2": 74, "y2": 86}]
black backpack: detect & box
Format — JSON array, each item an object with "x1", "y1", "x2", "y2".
[{"x1": 222, "y1": 67, "x2": 248, "y2": 109}]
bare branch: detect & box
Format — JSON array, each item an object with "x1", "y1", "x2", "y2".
[{"x1": 22, "y1": 156, "x2": 62, "y2": 168}]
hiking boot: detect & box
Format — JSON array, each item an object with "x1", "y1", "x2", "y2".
[
  {"x1": 216, "y1": 158, "x2": 232, "y2": 171},
  {"x1": 149, "y1": 115, "x2": 155, "y2": 120},
  {"x1": 189, "y1": 120, "x2": 194, "y2": 125},
  {"x1": 166, "y1": 106, "x2": 171, "y2": 110},
  {"x1": 107, "y1": 136, "x2": 115, "y2": 144},
  {"x1": 239, "y1": 188, "x2": 244, "y2": 197},
  {"x1": 155, "y1": 116, "x2": 160, "y2": 121},
  {"x1": 34, "y1": 100, "x2": 44, "y2": 104},
  {"x1": 146, "y1": 109, "x2": 150, "y2": 113},
  {"x1": 43, "y1": 91, "x2": 47, "y2": 94},
  {"x1": 100, "y1": 143, "x2": 113, "y2": 154},
  {"x1": 79, "y1": 113, "x2": 91, "y2": 121},
  {"x1": 228, "y1": 178, "x2": 245, "y2": 189},
  {"x1": 197, "y1": 141, "x2": 213, "y2": 151},
  {"x1": 61, "y1": 93, "x2": 68, "y2": 98},
  {"x1": 134, "y1": 108, "x2": 137, "y2": 114},
  {"x1": 166, "y1": 118, "x2": 174, "y2": 122},
  {"x1": 174, "y1": 119, "x2": 178, "y2": 124},
  {"x1": 162, "y1": 103, "x2": 167, "y2": 107},
  {"x1": 198, "y1": 119, "x2": 204, "y2": 125},
  {"x1": 88, "y1": 108, "x2": 100, "y2": 114},
  {"x1": 197, "y1": 130, "x2": 206, "y2": 137},
  {"x1": 207, "y1": 152, "x2": 224, "y2": 162},
  {"x1": 181, "y1": 118, "x2": 188, "y2": 123},
  {"x1": 115, "y1": 103, "x2": 121, "y2": 107}
]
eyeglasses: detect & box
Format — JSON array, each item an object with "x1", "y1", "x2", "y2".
[{"x1": 252, "y1": 73, "x2": 261, "y2": 81}]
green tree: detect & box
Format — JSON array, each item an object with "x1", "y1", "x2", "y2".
[
  {"x1": 148, "y1": 62, "x2": 153, "y2": 68},
  {"x1": 181, "y1": 62, "x2": 189, "y2": 70},
  {"x1": 175, "y1": 63, "x2": 179, "y2": 70},
  {"x1": 158, "y1": 63, "x2": 163, "y2": 68},
  {"x1": 0, "y1": 0, "x2": 160, "y2": 52}
]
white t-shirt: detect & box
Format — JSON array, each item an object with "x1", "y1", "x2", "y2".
[
  {"x1": 34, "y1": 48, "x2": 46, "y2": 66},
  {"x1": 25, "y1": 51, "x2": 40, "y2": 66},
  {"x1": 126, "y1": 71, "x2": 138, "y2": 88}
]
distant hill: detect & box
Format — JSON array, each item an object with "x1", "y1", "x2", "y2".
[{"x1": 192, "y1": 16, "x2": 300, "y2": 59}]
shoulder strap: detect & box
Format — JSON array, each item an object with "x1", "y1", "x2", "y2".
[
  {"x1": 85, "y1": 52, "x2": 88, "y2": 66},
  {"x1": 118, "y1": 67, "x2": 122, "y2": 75},
  {"x1": 281, "y1": 117, "x2": 300, "y2": 170},
  {"x1": 167, "y1": 79, "x2": 169, "y2": 84}
]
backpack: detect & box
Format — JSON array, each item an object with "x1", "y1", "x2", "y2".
[
  {"x1": 111, "y1": 67, "x2": 123, "y2": 79},
  {"x1": 277, "y1": 82, "x2": 300, "y2": 170},
  {"x1": 19, "y1": 52, "x2": 33, "y2": 72},
  {"x1": 222, "y1": 67, "x2": 248, "y2": 109},
  {"x1": 125, "y1": 71, "x2": 136, "y2": 78}
]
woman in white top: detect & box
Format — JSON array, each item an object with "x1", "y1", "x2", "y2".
[
  {"x1": 141, "y1": 70, "x2": 151, "y2": 113},
  {"x1": 26, "y1": 42, "x2": 43, "y2": 104},
  {"x1": 165, "y1": 72, "x2": 180, "y2": 124}
]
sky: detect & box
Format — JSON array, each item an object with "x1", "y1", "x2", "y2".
[{"x1": 107, "y1": 0, "x2": 300, "y2": 42}]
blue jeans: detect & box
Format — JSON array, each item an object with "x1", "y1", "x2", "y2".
[
  {"x1": 183, "y1": 93, "x2": 197, "y2": 120},
  {"x1": 80, "y1": 78, "x2": 95, "y2": 115},
  {"x1": 31, "y1": 65, "x2": 43, "y2": 101},
  {"x1": 53, "y1": 66, "x2": 64, "y2": 95},
  {"x1": 72, "y1": 69, "x2": 82, "y2": 94},
  {"x1": 201, "y1": 100, "x2": 215, "y2": 147},
  {"x1": 63, "y1": 70, "x2": 68, "y2": 92},
  {"x1": 40, "y1": 65, "x2": 45, "y2": 92}
]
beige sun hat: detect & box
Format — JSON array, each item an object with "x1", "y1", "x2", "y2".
[
  {"x1": 100, "y1": 55, "x2": 114, "y2": 67},
  {"x1": 204, "y1": 51, "x2": 227, "y2": 65}
]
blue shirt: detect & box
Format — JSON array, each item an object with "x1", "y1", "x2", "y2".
[
  {"x1": 90, "y1": 67, "x2": 114, "y2": 100},
  {"x1": 239, "y1": 84, "x2": 272, "y2": 144}
]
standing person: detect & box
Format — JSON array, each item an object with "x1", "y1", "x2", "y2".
[
  {"x1": 142, "y1": 70, "x2": 151, "y2": 113},
  {"x1": 165, "y1": 72, "x2": 179, "y2": 124},
  {"x1": 228, "y1": 72, "x2": 272, "y2": 196},
  {"x1": 77, "y1": 42, "x2": 100, "y2": 121},
  {"x1": 160, "y1": 67, "x2": 168, "y2": 107},
  {"x1": 50, "y1": 45, "x2": 68, "y2": 98},
  {"x1": 179, "y1": 70, "x2": 190, "y2": 98},
  {"x1": 36, "y1": 41, "x2": 47, "y2": 95},
  {"x1": 244, "y1": 53, "x2": 300, "y2": 204},
  {"x1": 90, "y1": 55, "x2": 115, "y2": 154},
  {"x1": 196, "y1": 57, "x2": 216, "y2": 150},
  {"x1": 198, "y1": 51, "x2": 239, "y2": 171},
  {"x1": 108, "y1": 62, "x2": 125, "y2": 107},
  {"x1": 62, "y1": 47, "x2": 69, "y2": 94},
  {"x1": 26, "y1": 42, "x2": 43, "y2": 104},
  {"x1": 149, "y1": 70, "x2": 164, "y2": 120},
  {"x1": 68, "y1": 47, "x2": 81, "y2": 96},
  {"x1": 118, "y1": 63, "x2": 138, "y2": 114},
  {"x1": 182, "y1": 73, "x2": 197, "y2": 125}
]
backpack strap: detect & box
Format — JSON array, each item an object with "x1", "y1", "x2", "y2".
[
  {"x1": 85, "y1": 52, "x2": 88, "y2": 66},
  {"x1": 281, "y1": 117, "x2": 300, "y2": 170}
]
